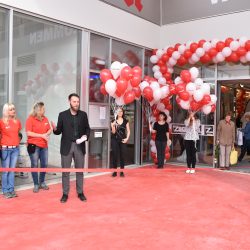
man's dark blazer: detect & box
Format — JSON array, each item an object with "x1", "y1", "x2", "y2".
[{"x1": 53, "y1": 109, "x2": 91, "y2": 156}]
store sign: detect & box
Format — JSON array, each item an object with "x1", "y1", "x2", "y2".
[
  {"x1": 99, "y1": 0, "x2": 160, "y2": 25},
  {"x1": 170, "y1": 123, "x2": 214, "y2": 136},
  {"x1": 162, "y1": 0, "x2": 250, "y2": 25}
]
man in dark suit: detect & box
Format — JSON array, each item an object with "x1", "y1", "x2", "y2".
[{"x1": 51, "y1": 93, "x2": 90, "y2": 203}]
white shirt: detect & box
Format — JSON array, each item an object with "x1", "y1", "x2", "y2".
[{"x1": 184, "y1": 119, "x2": 200, "y2": 141}]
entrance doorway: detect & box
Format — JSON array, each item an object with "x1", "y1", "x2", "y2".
[{"x1": 218, "y1": 79, "x2": 250, "y2": 166}]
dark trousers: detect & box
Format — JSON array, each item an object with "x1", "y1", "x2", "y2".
[
  {"x1": 155, "y1": 140, "x2": 167, "y2": 168},
  {"x1": 61, "y1": 142, "x2": 85, "y2": 195},
  {"x1": 185, "y1": 140, "x2": 196, "y2": 168},
  {"x1": 111, "y1": 138, "x2": 125, "y2": 169},
  {"x1": 239, "y1": 138, "x2": 250, "y2": 161}
]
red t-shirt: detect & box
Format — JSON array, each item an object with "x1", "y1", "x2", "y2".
[
  {"x1": 0, "y1": 119, "x2": 22, "y2": 146},
  {"x1": 26, "y1": 116, "x2": 51, "y2": 148}
]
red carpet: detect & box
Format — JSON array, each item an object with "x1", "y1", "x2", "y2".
[{"x1": 0, "y1": 166, "x2": 250, "y2": 250}]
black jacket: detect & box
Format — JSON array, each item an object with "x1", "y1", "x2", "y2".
[{"x1": 53, "y1": 109, "x2": 91, "y2": 156}]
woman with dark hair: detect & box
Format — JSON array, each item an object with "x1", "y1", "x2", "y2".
[
  {"x1": 111, "y1": 107, "x2": 130, "y2": 177},
  {"x1": 184, "y1": 111, "x2": 200, "y2": 173},
  {"x1": 152, "y1": 112, "x2": 170, "y2": 169}
]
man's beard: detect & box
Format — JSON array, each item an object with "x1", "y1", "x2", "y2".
[{"x1": 70, "y1": 104, "x2": 79, "y2": 112}]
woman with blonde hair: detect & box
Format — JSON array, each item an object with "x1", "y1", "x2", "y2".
[
  {"x1": 0, "y1": 103, "x2": 22, "y2": 198},
  {"x1": 25, "y1": 102, "x2": 51, "y2": 193}
]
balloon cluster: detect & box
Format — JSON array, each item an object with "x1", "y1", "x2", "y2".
[
  {"x1": 100, "y1": 61, "x2": 142, "y2": 105},
  {"x1": 236, "y1": 89, "x2": 246, "y2": 116},
  {"x1": 150, "y1": 37, "x2": 250, "y2": 85},
  {"x1": 174, "y1": 67, "x2": 217, "y2": 115}
]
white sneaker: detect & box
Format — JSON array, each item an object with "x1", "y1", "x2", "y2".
[
  {"x1": 190, "y1": 169, "x2": 195, "y2": 174},
  {"x1": 186, "y1": 169, "x2": 191, "y2": 173}
]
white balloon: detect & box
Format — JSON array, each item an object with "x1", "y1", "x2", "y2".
[
  {"x1": 168, "y1": 67, "x2": 174, "y2": 74},
  {"x1": 167, "y1": 139, "x2": 172, "y2": 146},
  {"x1": 139, "y1": 81, "x2": 149, "y2": 91},
  {"x1": 172, "y1": 51, "x2": 181, "y2": 60},
  {"x1": 212, "y1": 57, "x2": 219, "y2": 64},
  {"x1": 156, "y1": 49, "x2": 164, "y2": 58},
  {"x1": 150, "y1": 140, "x2": 155, "y2": 146},
  {"x1": 110, "y1": 61, "x2": 121, "y2": 80},
  {"x1": 150, "y1": 116, "x2": 156, "y2": 123},
  {"x1": 246, "y1": 51, "x2": 250, "y2": 61},
  {"x1": 150, "y1": 55, "x2": 158, "y2": 64},
  {"x1": 203, "y1": 41, "x2": 212, "y2": 52},
  {"x1": 157, "y1": 102, "x2": 165, "y2": 111},
  {"x1": 191, "y1": 53, "x2": 200, "y2": 62},
  {"x1": 167, "y1": 116, "x2": 172, "y2": 123},
  {"x1": 153, "y1": 88, "x2": 162, "y2": 102},
  {"x1": 174, "y1": 76, "x2": 182, "y2": 85},
  {"x1": 178, "y1": 44, "x2": 186, "y2": 54},
  {"x1": 151, "y1": 146, "x2": 157, "y2": 153},
  {"x1": 105, "y1": 79, "x2": 117, "y2": 95},
  {"x1": 189, "y1": 67, "x2": 199, "y2": 80},
  {"x1": 221, "y1": 47, "x2": 232, "y2": 57},
  {"x1": 239, "y1": 36, "x2": 248, "y2": 47},
  {"x1": 196, "y1": 48, "x2": 205, "y2": 57},
  {"x1": 169, "y1": 58, "x2": 177, "y2": 66},
  {"x1": 188, "y1": 58, "x2": 195, "y2": 64},
  {"x1": 193, "y1": 89, "x2": 204, "y2": 102},
  {"x1": 160, "y1": 86, "x2": 169, "y2": 98},
  {"x1": 152, "y1": 65, "x2": 160, "y2": 72},
  {"x1": 163, "y1": 109, "x2": 170, "y2": 116},
  {"x1": 195, "y1": 78, "x2": 203, "y2": 86},
  {"x1": 158, "y1": 77, "x2": 167, "y2": 85},
  {"x1": 216, "y1": 52, "x2": 225, "y2": 62},
  {"x1": 180, "y1": 100, "x2": 190, "y2": 110},
  {"x1": 240, "y1": 56, "x2": 247, "y2": 63},
  {"x1": 150, "y1": 81, "x2": 160, "y2": 90},
  {"x1": 202, "y1": 105, "x2": 212, "y2": 115},
  {"x1": 230, "y1": 41, "x2": 240, "y2": 51},
  {"x1": 210, "y1": 94, "x2": 217, "y2": 104},
  {"x1": 154, "y1": 71, "x2": 162, "y2": 80},
  {"x1": 120, "y1": 63, "x2": 128, "y2": 70},
  {"x1": 211, "y1": 39, "x2": 219, "y2": 47},
  {"x1": 115, "y1": 96, "x2": 125, "y2": 106},
  {"x1": 186, "y1": 82, "x2": 196, "y2": 95},
  {"x1": 201, "y1": 83, "x2": 211, "y2": 95},
  {"x1": 149, "y1": 100, "x2": 156, "y2": 106}
]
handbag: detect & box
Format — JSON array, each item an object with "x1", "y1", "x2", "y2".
[
  {"x1": 27, "y1": 144, "x2": 36, "y2": 154},
  {"x1": 230, "y1": 147, "x2": 238, "y2": 165}
]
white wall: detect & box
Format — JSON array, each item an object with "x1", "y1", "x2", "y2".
[
  {"x1": 160, "y1": 10, "x2": 250, "y2": 48},
  {"x1": 0, "y1": 0, "x2": 160, "y2": 49}
]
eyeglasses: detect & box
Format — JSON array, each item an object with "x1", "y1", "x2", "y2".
[{"x1": 9, "y1": 108, "x2": 15, "y2": 111}]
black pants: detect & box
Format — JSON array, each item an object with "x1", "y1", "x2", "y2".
[
  {"x1": 155, "y1": 140, "x2": 167, "y2": 168},
  {"x1": 239, "y1": 138, "x2": 250, "y2": 161},
  {"x1": 111, "y1": 138, "x2": 125, "y2": 169},
  {"x1": 185, "y1": 140, "x2": 196, "y2": 168}
]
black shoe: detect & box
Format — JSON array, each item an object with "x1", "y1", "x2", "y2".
[
  {"x1": 120, "y1": 172, "x2": 125, "y2": 177},
  {"x1": 78, "y1": 193, "x2": 87, "y2": 202},
  {"x1": 112, "y1": 172, "x2": 117, "y2": 177},
  {"x1": 60, "y1": 194, "x2": 68, "y2": 203}
]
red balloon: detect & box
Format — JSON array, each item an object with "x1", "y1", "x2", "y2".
[
  {"x1": 190, "y1": 100, "x2": 200, "y2": 111},
  {"x1": 152, "y1": 49, "x2": 157, "y2": 55},
  {"x1": 167, "y1": 47, "x2": 175, "y2": 57},
  {"x1": 236, "y1": 47, "x2": 247, "y2": 57},
  {"x1": 165, "y1": 152, "x2": 170, "y2": 160},
  {"x1": 202, "y1": 94, "x2": 211, "y2": 105},
  {"x1": 176, "y1": 83, "x2": 186, "y2": 94},
  {"x1": 174, "y1": 43, "x2": 181, "y2": 51},
  {"x1": 245, "y1": 40, "x2": 250, "y2": 51},
  {"x1": 162, "y1": 97, "x2": 170, "y2": 106},
  {"x1": 225, "y1": 37, "x2": 234, "y2": 47},
  {"x1": 100, "y1": 84, "x2": 108, "y2": 95},
  {"x1": 130, "y1": 75, "x2": 141, "y2": 87},
  {"x1": 116, "y1": 78, "x2": 128, "y2": 94},
  {"x1": 200, "y1": 53, "x2": 211, "y2": 64},
  {"x1": 153, "y1": 109, "x2": 160, "y2": 117},
  {"x1": 143, "y1": 86, "x2": 153, "y2": 101},
  {"x1": 151, "y1": 133, "x2": 156, "y2": 141},
  {"x1": 133, "y1": 87, "x2": 141, "y2": 98},
  {"x1": 124, "y1": 90, "x2": 135, "y2": 104},
  {"x1": 161, "y1": 53, "x2": 169, "y2": 62},
  {"x1": 163, "y1": 72, "x2": 172, "y2": 81},
  {"x1": 143, "y1": 75, "x2": 151, "y2": 82},
  {"x1": 180, "y1": 70, "x2": 191, "y2": 83},
  {"x1": 157, "y1": 59, "x2": 165, "y2": 67},
  {"x1": 190, "y1": 43, "x2": 199, "y2": 53},
  {"x1": 208, "y1": 48, "x2": 218, "y2": 57},
  {"x1": 228, "y1": 52, "x2": 239, "y2": 62},
  {"x1": 115, "y1": 89, "x2": 122, "y2": 97},
  {"x1": 160, "y1": 65, "x2": 168, "y2": 74},
  {"x1": 165, "y1": 146, "x2": 170, "y2": 152},
  {"x1": 216, "y1": 41, "x2": 225, "y2": 52},
  {"x1": 166, "y1": 104, "x2": 172, "y2": 111},
  {"x1": 169, "y1": 84, "x2": 176, "y2": 95},
  {"x1": 211, "y1": 104, "x2": 216, "y2": 112},
  {"x1": 183, "y1": 49, "x2": 193, "y2": 59},
  {"x1": 179, "y1": 91, "x2": 190, "y2": 101},
  {"x1": 100, "y1": 69, "x2": 113, "y2": 83},
  {"x1": 198, "y1": 39, "x2": 206, "y2": 47},
  {"x1": 177, "y1": 56, "x2": 187, "y2": 66},
  {"x1": 120, "y1": 66, "x2": 133, "y2": 81}
]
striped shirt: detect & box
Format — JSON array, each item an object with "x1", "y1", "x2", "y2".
[{"x1": 184, "y1": 119, "x2": 200, "y2": 141}]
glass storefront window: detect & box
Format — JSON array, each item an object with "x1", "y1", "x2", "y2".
[
  {"x1": 218, "y1": 63, "x2": 250, "y2": 80},
  {"x1": 89, "y1": 34, "x2": 109, "y2": 103},
  {"x1": 12, "y1": 12, "x2": 81, "y2": 167},
  {"x1": 0, "y1": 8, "x2": 9, "y2": 110}
]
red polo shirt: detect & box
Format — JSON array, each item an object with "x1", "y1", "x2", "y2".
[
  {"x1": 26, "y1": 115, "x2": 51, "y2": 148},
  {"x1": 0, "y1": 119, "x2": 22, "y2": 146}
]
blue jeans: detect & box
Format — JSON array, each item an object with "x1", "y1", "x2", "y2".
[
  {"x1": 28, "y1": 147, "x2": 48, "y2": 186},
  {"x1": 1, "y1": 147, "x2": 20, "y2": 193}
]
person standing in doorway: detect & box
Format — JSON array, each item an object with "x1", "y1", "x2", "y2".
[
  {"x1": 0, "y1": 103, "x2": 22, "y2": 198},
  {"x1": 152, "y1": 112, "x2": 170, "y2": 169},
  {"x1": 26, "y1": 102, "x2": 51, "y2": 193},
  {"x1": 111, "y1": 108, "x2": 130, "y2": 177},
  {"x1": 184, "y1": 112, "x2": 200, "y2": 173},
  {"x1": 51, "y1": 93, "x2": 90, "y2": 203},
  {"x1": 217, "y1": 112, "x2": 235, "y2": 170}
]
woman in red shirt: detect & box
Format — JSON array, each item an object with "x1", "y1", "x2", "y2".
[
  {"x1": 0, "y1": 103, "x2": 22, "y2": 199},
  {"x1": 26, "y1": 102, "x2": 51, "y2": 193}
]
